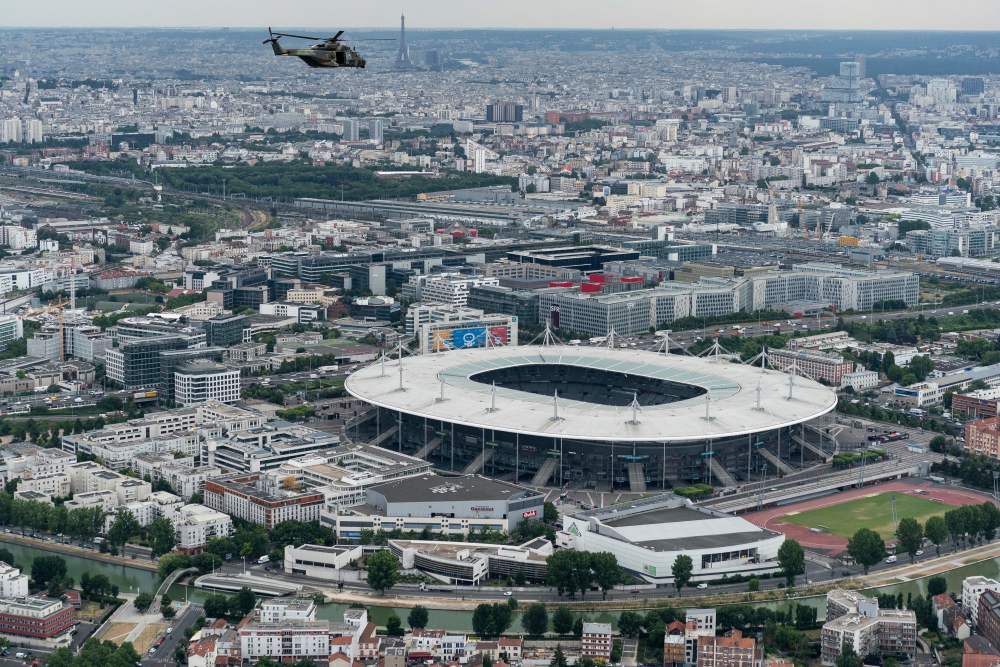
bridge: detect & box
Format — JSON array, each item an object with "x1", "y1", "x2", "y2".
[
  {"x1": 701, "y1": 460, "x2": 924, "y2": 514},
  {"x1": 193, "y1": 573, "x2": 302, "y2": 597},
  {"x1": 153, "y1": 567, "x2": 198, "y2": 610}
]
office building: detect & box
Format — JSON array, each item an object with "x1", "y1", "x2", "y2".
[
  {"x1": 417, "y1": 313, "x2": 518, "y2": 354},
  {"x1": 204, "y1": 314, "x2": 249, "y2": 347},
  {"x1": 174, "y1": 361, "x2": 241, "y2": 406},
  {"x1": 283, "y1": 544, "x2": 364, "y2": 580},
  {"x1": 0, "y1": 596, "x2": 76, "y2": 639},
  {"x1": 389, "y1": 538, "x2": 549, "y2": 585}
]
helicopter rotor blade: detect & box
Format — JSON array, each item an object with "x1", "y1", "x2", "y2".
[{"x1": 269, "y1": 31, "x2": 325, "y2": 41}]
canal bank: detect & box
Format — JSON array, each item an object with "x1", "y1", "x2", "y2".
[
  {"x1": 6, "y1": 535, "x2": 1000, "y2": 632},
  {"x1": 0, "y1": 533, "x2": 158, "y2": 571}
]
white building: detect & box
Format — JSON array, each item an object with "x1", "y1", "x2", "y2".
[
  {"x1": 257, "y1": 598, "x2": 317, "y2": 624},
  {"x1": 841, "y1": 369, "x2": 880, "y2": 392},
  {"x1": 171, "y1": 503, "x2": 233, "y2": 553},
  {"x1": 283, "y1": 544, "x2": 364, "y2": 580},
  {"x1": 0, "y1": 562, "x2": 29, "y2": 599},
  {"x1": 239, "y1": 621, "x2": 333, "y2": 662},
  {"x1": 559, "y1": 495, "x2": 784, "y2": 584},
  {"x1": 963, "y1": 576, "x2": 1000, "y2": 627},
  {"x1": 174, "y1": 361, "x2": 241, "y2": 406}
]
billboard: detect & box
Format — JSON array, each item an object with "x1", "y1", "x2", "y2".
[
  {"x1": 452, "y1": 326, "x2": 487, "y2": 349},
  {"x1": 429, "y1": 324, "x2": 511, "y2": 353}
]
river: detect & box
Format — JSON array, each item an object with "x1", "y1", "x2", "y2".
[{"x1": 3, "y1": 541, "x2": 993, "y2": 632}]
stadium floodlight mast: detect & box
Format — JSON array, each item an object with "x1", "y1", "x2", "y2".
[
  {"x1": 627, "y1": 392, "x2": 642, "y2": 425},
  {"x1": 487, "y1": 381, "x2": 498, "y2": 413}
]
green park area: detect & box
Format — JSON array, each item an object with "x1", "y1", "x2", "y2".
[{"x1": 781, "y1": 492, "x2": 957, "y2": 539}]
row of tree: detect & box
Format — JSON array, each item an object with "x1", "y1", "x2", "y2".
[
  {"x1": 0, "y1": 493, "x2": 105, "y2": 542},
  {"x1": 545, "y1": 550, "x2": 623, "y2": 599}
]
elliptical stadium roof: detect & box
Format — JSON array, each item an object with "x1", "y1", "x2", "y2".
[{"x1": 345, "y1": 345, "x2": 837, "y2": 443}]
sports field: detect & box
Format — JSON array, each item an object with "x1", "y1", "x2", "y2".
[{"x1": 780, "y1": 492, "x2": 955, "y2": 540}]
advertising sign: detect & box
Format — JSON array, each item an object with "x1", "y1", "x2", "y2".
[{"x1": 452, "y1": 326, "x2": 487, "y2": 349}]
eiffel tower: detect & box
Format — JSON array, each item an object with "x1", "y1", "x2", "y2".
[{"x1": 395, "y1": 13, "x2": 416, "y2": 70}]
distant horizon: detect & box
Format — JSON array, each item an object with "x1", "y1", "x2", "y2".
[
  {"x1": 5, "y1": 26, "x2": 1000, "y2": 32},
  {"x1": 3, "y1": 0, "x2": 1000, "y2": 31}
]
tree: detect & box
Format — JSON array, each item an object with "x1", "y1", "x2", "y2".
[
  {"x1": 407, "y1": 605, "x2": 429, "y2": 629},
  {"x1": 0, "y1": 548, "x2": 14, "y2": 567},
  {"x1": 866, "y1": 172, "x2": 880, "y2": 186},
  {"x1": 895, "y1": 517, "x2": 924, "y2": 562},
  {"x1": 617, "y1": 611, "x2": 644, "y2": 638},
  {"x1": 748, "y1": 577, "x2": 760, "y2": 593},
  {"x1": 546, "y1": 550, "x2": 592, "y2": 598},
  {"x1": 671, "y1": 554, "x2": 693, "y2": 595},
  {"x1": 203, "y1": 593, "x2": 230, "y2": 619},
  {"x1": 777, "y1": 539, "x2": 805, "y2": 587},
  {"x1": 385, "y1": 614, "x2": 405, "y2": 637},
  {"x1": 946, "y1": 507, "x2": 967, "y2": 546},
  {"x1": 133, "y1": 592, "x2": 154, "y2": 612},
  {"x1": 522, "y1": 603, "x2": 549, "y2": 636},
  {"x1": 847, "y1": 528, "x2": 886, "y2": 574},
  {"x1": 31, "y1": 555, "x2": 67, "y2": 589},
  {"x1": 927, "y1": 576, "x2": 948, "y2": 597},
  {"x1": 543, "y1": 502, "x2": 559, "y2": 524},
  {"x1": 234, "y1": 586, "x2": 256, "y2": 618},
  {"x1": 473, "y1": 604, "x2": 495, "y2": 638},
  {"x1": 835, "y1": 646, "x2": 863, "y2": 667},
  {"x1": 147, "y1": 517, "x2": 176, "y2": 557},
  {"x1": 980, "y1": 502, "x2": 1000, "y2": 541},
  {"x1": 366, "y1": 550, "x2": 399, "y2": 594},
  {"x1": 550, "y1": 645, "x2": 568, "y2": 667},
  {"x1": 552, "y1": 606, "x2": 575, "y2": 635},
  {"x1": 924, "y1": 515, "x2": 948, "y2": 556},
  {"x1": 589, "y1": 552, "x2": 622, "y2": 600}
]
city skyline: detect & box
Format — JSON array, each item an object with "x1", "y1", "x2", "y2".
[{"x1": 3, "y1": 0, "x2": 1000, "y2": 31}]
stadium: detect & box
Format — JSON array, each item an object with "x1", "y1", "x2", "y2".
[{"x1": 345, "y1": 345, "x2": 838, "y2": 489}]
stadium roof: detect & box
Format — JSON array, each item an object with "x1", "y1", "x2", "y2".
[{"x1": 345, "y1": 345, "x2": 837, "y2": 443}]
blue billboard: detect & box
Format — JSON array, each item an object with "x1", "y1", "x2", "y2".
[{"x1": 452, "y1": 326, "x2": 487, "y2": 349}]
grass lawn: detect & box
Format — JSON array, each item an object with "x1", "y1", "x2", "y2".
[{"x1": 780, "y1": 492, "x2": 956, "y2": 539}]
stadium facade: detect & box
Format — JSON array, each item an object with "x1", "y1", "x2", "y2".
[{"x1": 345, "y1": 345, "x2": 837, "y2": 488}]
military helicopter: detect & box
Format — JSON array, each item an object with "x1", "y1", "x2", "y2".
[{"x1": 263, "y1": 28, "x2": 377, "y2": 68}]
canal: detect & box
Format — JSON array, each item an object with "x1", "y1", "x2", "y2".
[{"x1": 3, "y1": 541, "x2": 995, "y2": 632}]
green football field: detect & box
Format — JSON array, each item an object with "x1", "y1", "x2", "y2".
[{"x1": 780, "y1": 493, "x2": 956, "y2": 539}]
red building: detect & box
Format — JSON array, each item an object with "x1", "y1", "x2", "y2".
[{"x1": 0, "y1": 597, "x2": 76, "y2": 639}]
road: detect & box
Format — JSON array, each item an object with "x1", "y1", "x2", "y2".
[{"x1": 141, "y1": 603, "x2": 202, "y2": 667}]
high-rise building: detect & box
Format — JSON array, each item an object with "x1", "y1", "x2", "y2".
[
  {"x1": 341, "y1": 119, "x2": 359, "y2": 142},
  {"x1": 0, "y1": 118, "x2": 22, "y2": 144},
  {"x1": 24, "y1": 119, "x2": 43, "y2": 144},
  {"x1": 365, "y1": 118, "x2": 384, "y2": 144},
  {"x1": 485, "y1": 101, "x2": 524, "y2": 123},
  {"x1": 963, "y1": 77, "x2": 986, "y2": 97},
  {"x1": 174, "y1": 361, "x2": 241, "y2": 407}
]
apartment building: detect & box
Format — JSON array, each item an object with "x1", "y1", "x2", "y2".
[
  {"x1": 581, "y1": 622, "x2": 614, "y2": 661},
  {"x1": 964, "y1": 577, "x2": 1000, "y2": 627},
  {"x1": 768, "y1": 349, "x2": 856, "y2": 386},
  {"x1": 965, "y1": 418, "x2": 1000, "y2": 461},
  {"x1": 0, "y1": 563, "x2": 29, "y2": 598},
  {"x1": 204, "y1": 473, "x2": 324, "y2": 528},
  {"x1": 821, "y1": 590, "x2": 917, "y2": 665},
  {"x1": 696, "y1": 630, "x2": 761, "y2": 667},
  {"x1": 172, "y1": 504, "x2": 233, "y2": 553}
]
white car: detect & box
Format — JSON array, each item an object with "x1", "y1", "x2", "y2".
[
  {"x1": 885, "y1": 555, "x2": 898, "y2": 564},
  {"x1": 697, "y1": 583, "x2": 708, "y2": 589},
  {"x1": 915, "y1": 550, "x2": 924, "y2": 556},
  {"x1": 503, "y1": 591, "x2": 513, "y2": 597}
]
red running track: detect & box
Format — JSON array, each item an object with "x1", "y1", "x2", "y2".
[{"x1": 742, "y1": 479, "x2": 996, "y2": 555}]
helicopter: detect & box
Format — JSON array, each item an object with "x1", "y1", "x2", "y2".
[{"x1": 263, "y1": 28, "x2": 375, "y2": 68}]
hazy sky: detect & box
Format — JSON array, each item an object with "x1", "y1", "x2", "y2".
[{"x1": 3, "y1": 0, "x2": 1000, "y2": 30}]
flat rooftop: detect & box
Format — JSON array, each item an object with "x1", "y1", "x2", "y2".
[{"x1": 370, "y1": 474, "x2": 541, "y2": 504}]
